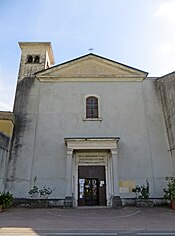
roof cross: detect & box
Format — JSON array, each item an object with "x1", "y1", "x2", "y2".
[{"x1": 88, "y1": 48, "x2": 94, "y2": 53}]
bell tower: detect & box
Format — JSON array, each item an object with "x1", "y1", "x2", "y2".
[{"x1": 18, "y1": 42, "x2": 54, "y2": 80}]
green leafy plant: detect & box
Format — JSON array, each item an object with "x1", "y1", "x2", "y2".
[
  {"x1": 39, "y1": 185, "x2": 54, "y2": 200},
  {"x1": 28, "y1": 176, "x2": 54, "y2": 200},
  {"x1": 0, "y1": 191, "x2": 13, "y2": 208},
  {"x1": 132, "y1": 180, "x2": 150, "y2": 200},
  {"x1": 28, "y1": 176, "x2": 39, "y2": 199},
  {"x1": 163, "y1": 177, "x2": 175, "y2": 202}
]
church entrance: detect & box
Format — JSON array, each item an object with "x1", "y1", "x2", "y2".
[
  {"x1": 84, "y1": 178, "x2": 99, "y2": 206},
  {"x1": 65, "y1": 138, "x2": 120, "y2": 207},
  {"x1": 78, "y1": 166, "x2": 106, "y2": 206}
]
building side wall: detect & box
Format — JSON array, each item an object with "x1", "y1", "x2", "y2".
[
  {"x1": 6, "y1": 77, "x2": 40, "y2": 196},
  {"x1": 0, "y1": 133, "x2": 9, "y2": 191},
  {"x1": 0, "y1": 114, "x2": 14, "y2": 192},
  {"x1": 157, "y1": 75, "x2": 175, "y2": 174}
]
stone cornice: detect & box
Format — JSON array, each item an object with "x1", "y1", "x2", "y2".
[
  {"x1": 64, "y1": 137, "x2": 120, "y2": 150},
  {"x1": 38, "y1": 76, "x2": 144, "y2": 82}
]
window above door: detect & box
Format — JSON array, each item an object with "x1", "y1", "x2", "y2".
[{"x1": 83, "y1": 95, "x2": 102, "y2": 121}]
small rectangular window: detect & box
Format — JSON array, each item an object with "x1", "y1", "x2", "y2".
[{"x1": 86, "y1": 96, "x2": 98, "y2": 118}]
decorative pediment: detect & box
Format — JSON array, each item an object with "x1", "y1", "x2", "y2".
[{"x1": 36, "y1": 54, "x2": 148, "y2": 82}]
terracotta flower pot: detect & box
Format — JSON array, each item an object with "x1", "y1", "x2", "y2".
[
  {"x1": 171, "y1": 201, "x2": 175, "y2": 210},
  {"x1": 0, "y1": 205, "x2": 3, "y2": 213}
]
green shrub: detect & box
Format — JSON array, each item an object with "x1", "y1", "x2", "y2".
[
  {"x1": 163, "y1": 177, "x2": 175, "y2": 201},
  {"x1": 132, "y1": 180, "x2": 150, "y2": 200},
  {"x1": 28, "y1": 176, "x2": 54, "y2": 200},
  {"x1": 0, "y1": 191, "x2": 13, "y2": 208}
]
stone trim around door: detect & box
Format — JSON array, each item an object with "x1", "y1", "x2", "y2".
[
  {"x1": 64, "y1": 137, "x2": 120, "y2": 207},
  {"x1": 74, "y1": 151, "x2": 110, "y2": 207}
]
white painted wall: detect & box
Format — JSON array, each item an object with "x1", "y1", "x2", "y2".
[{"x1": 8, "y1": 78, "x2": 172, "y2": 200}]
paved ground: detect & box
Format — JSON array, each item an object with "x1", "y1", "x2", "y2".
[{"x1": 0, "y1": 206, "x2": 175, "y2": 235}]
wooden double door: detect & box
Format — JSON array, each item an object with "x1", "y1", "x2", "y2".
[{"x1": 78, "y1": 166, "x2": 106, "y2": 206}]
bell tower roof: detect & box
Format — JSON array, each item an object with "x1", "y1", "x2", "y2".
[
  {"x1": 17, "y1": 42, "x2": 55, "y2": 80},
  {"x1": 19, "y1": 42, "x2": 54, "y2": 65}
]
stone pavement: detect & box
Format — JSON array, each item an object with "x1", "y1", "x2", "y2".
[{"x1": 0, "y1": 206, "x2": 175, "y2": 235}]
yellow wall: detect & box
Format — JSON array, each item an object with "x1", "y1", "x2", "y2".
[
  {"x1": 0, "y1": 120, "x2": 14, "y2": 137},
  {"x1": 119, "y1": 180, "x2": 136, "y2": 193}
]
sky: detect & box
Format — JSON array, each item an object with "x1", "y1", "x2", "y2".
[{"x1": 0, "y1": 0, "x2": 175, "y2": 111}]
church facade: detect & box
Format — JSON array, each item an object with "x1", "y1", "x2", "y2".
[{"x1": 3, "y1": 42, "x2": 175, "y2": 207}]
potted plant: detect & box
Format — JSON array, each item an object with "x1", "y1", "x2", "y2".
[
  {"x1": 0, "y1": 191, "x2": 13, "y2": 212},
  {"x1": 132, "y1": 179, "x2": 154, "y2": 207},
  {"x1": 163, "y1": 177, "x2": 175, "y2": 209}
]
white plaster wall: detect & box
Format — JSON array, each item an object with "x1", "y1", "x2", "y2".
[
  {"x1": 9, "y1": 78, "x2": 172, "y2": 199},
  {"x1": 6, "y1": 79, "x2": 40, "y2": 197}
]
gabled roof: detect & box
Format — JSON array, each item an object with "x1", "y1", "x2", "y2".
[
  {"x1": 35, "y1": 53, "x2": 148, "y2": 82},
  {"x1": 157, "y1": 71, "x2": 175, "y2": 81}
]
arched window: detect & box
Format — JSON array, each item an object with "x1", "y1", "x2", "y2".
[
  {"x1": 34, "y1": 55, "x2": 40, "y2": 63},
  {"x1": 86, "y1": 96, "x2": 98, "y2": 118},
  {"x1": 27, "y1": 55, "x2": 33, "y2": 63}
]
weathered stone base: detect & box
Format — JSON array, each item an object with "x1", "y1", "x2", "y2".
[
  {"x1": 135, "y1": 199, "x2": 154, "y2": 208},
  {"x1": 122, "y1": 198, "x2": 167, "y2": 207},
  {"x1": 64, "y1": 196, "x2": 73, "y2": 208},
  {"x1": 112, "y1": 196, "x2": 122, "y2": 208},
  {"x1": 13, "y1": 198, "x2": 65, "y2": 208},
  {"x1": 30, "y1": 200, "x2": 49, "y2": 208},
  {"x1": 12, "y1": 197, "x2": 168, "y2": 208}
]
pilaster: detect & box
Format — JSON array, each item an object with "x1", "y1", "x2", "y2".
[
  {"x1": 64, "y1": 148, "x2": 73, "y2": 207},
  {"x1": 111, "y1": 148, "x2": 122, "y2": 207}
]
